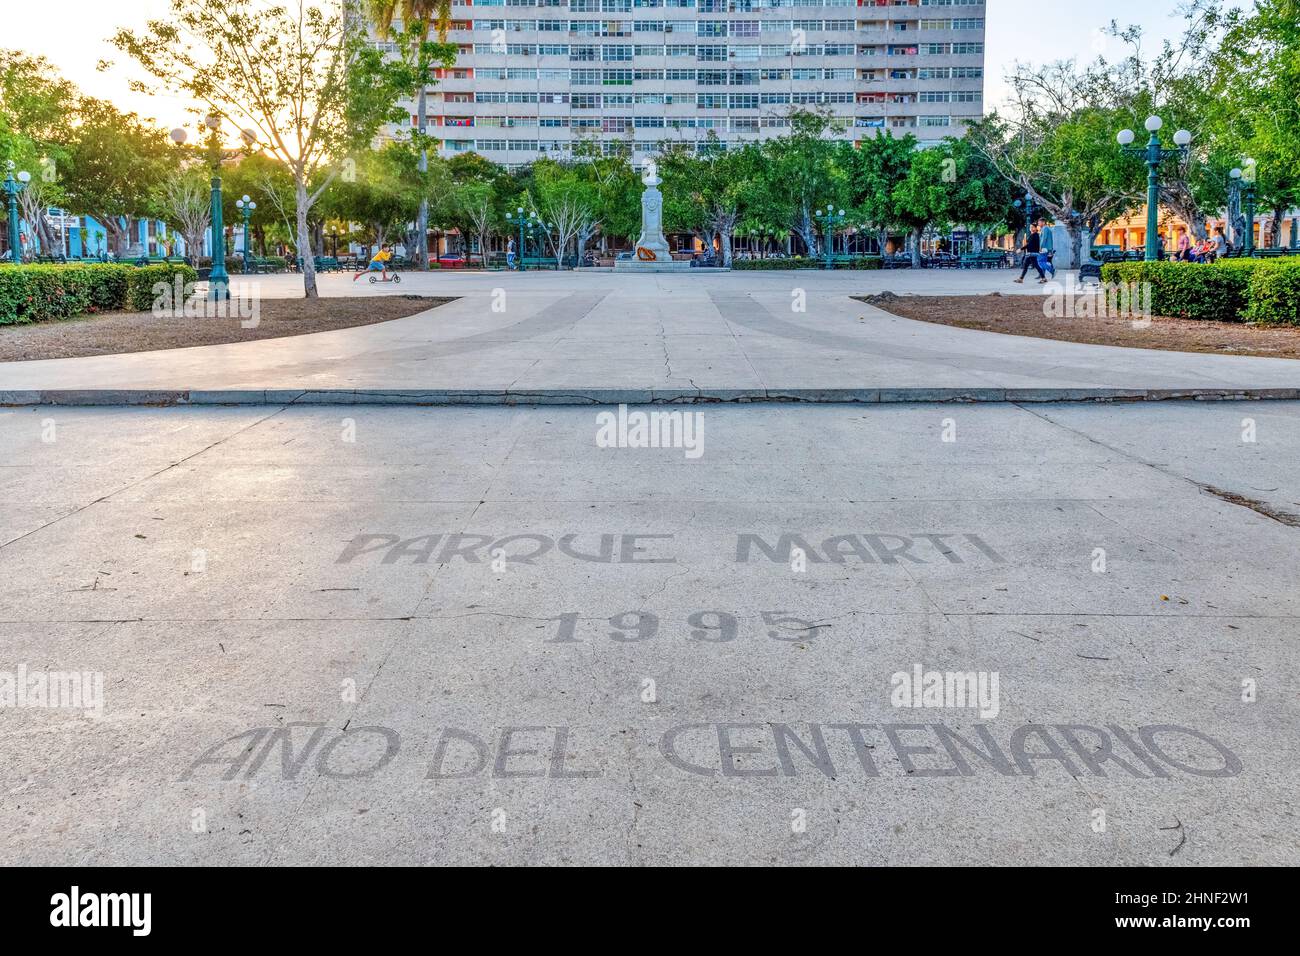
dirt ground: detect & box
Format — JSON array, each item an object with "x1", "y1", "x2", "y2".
[
  {"x1": 856, "y1": 292, "x2": 1300, "y2": 360},
  {"x1": 0, "y1": 295, "x2": 453, "y2": 362}
]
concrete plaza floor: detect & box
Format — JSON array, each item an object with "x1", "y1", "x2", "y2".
[
  {"x1": 1, "y1": 401, "x2": 1298, "y2": 865},
  {"x1": 2, "y1": 269, "x2": 1298, "y2": 397}
]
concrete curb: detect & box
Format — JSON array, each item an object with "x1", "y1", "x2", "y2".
[{"x1": 3, "y1": 387, "x2": 1300, "y2": 407}]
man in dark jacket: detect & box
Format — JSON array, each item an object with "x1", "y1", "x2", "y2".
[{"x1": 1014, "y1": 225, "x2": 1046, "y2": 283}]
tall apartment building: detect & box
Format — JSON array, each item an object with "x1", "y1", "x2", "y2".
[{"x1": 383, "y1": 0, "x2": 987, "y2": 167}]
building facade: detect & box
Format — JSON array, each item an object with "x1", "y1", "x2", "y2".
[
  {"x1": 383, "y1": 0, "x2": 987, "y2": 167},
  {"x1": 1, "y1": 212, "x2": 189, "y2": 261}
]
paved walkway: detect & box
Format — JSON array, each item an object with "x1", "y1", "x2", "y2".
[
  {"x1": 1, "y1": 270, "x2": 1297, "y2": 400},
  {"x1": 4, "y1": 401, "x2": 1297, "y2": 864}
]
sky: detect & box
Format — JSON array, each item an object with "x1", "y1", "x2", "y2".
[{"x1": 4, "y1": 0, "x2": 1229, "y2": 124}]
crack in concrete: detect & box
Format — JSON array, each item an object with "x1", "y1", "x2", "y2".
[{"x1": 1018, "y1": 404, "x2": 1300, "y2": 531}]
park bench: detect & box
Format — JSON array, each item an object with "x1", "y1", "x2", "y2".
[
  {"x1": 1251, "y1": 247, "x2": 1289, "y2": 259},
  {"x1": 1079, "y1": 249, "x2": 1140, "y2": 281},
  {"x1": 243, "y1": 257, "x2": 287, "y2": 275},
  {"x1": 964, "y1": 250, "x2": 1009, "y2": 269},
  {"x1": 882, "y1": 254, "x2": 913, "y2": 269},
  {"x1": 132, "y1": 255, "x2": 188, "y2": 267}
]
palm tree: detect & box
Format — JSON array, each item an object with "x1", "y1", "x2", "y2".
[{"x1": 364, "y1": 0, "x2": 454, "y2": 271}]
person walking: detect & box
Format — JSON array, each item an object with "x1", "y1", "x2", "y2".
[
  {"x1": 1036, "y1": 219, "x2": 1056, "y2": 279},
  {"x1": 507, "y1": 237, "x2": 517, "y2": 271},
  {"x1": 1014, "y1": 225, "x2": 1046, "y2": 283}
]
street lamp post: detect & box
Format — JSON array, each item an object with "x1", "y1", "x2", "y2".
[
  {"x1": 505, "y1": 206, "x2": 529, "y2": 271},
  {"x1": 1117, "y1": 116, "x2": 1192, "y2": 262},
  {"x1": 1014, "y1": 194, "x2": 1035, "y2": 246},
  {"x1": 171, "y1": 115, "x2": 232, "y2": 299},
  {"x1": 1230, "y1": 162, "x2": 1257, "y2": 256},
  {"x1": 814, "y1": 204, "x2": 846, "y2": 270},
  {"x1": 235, "y1": 195, "x2": 257, "y2": 273},
  {"x1": 2, "y1": 163, "x2": 32, "y2": 264},
  {"x1": 506, "y1": 208, "x2": 544, "y2": 270}
]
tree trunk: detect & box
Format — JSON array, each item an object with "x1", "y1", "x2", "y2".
[
  {"x1": 909, "y1": 226, "x2": 924, "y2": 268},
  {"x1": 295, "y1": 178, "x2": 318, "y2": 299},
  {"x1": 1066, "y1": 222, "x2": 1085, "y2": 270},
  {"x1": 102, "y1": 217, "x2": 130, "y2": 257},
  {"x1": 720, "y1": 228, "x2": 733, "y2": 267},
  {"x1": 1271, "y1": 206, "x2": 1286, "y2": 248},
  {"x1": 796, "y1": 207, "x2": 818, "y2": 258},
  {"x1": 415, "y1": 78, "x2": 430, "y2": 271}
]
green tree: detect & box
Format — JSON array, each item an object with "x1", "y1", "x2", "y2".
[
  {"x1": 891, "y1": 146, "x2": 951, "y2": 267},
  {"x1": 844, "y1": 131, "x2": 915, "y2": 254},
  {"x1": 61, "y1": 100, "x2": 175, "y2": 255},
  {"x1": 530, "y1": 158, "x2": 600, "y2": 269},
  {"x1": 115, "y1": 0, "x2": 425, "y2": 296},
  {"x1": 364, "y1": 1, "x2": 457, "y2": 271},
  {"x1": 1204, "y1": 0, "x2": 1300, "y2": 246},
  {"x1": 322, "y1": 144, "x2": 422, "y2": 251},
  {"x1": 156, "y1": 168, "x2": 211, "y2": 266},
  {"x1": 757, "y1": 111, "x2": 849, "y2": 256},
  {"x1": 0, "y1": 51, "x2": 78, "y2": 254}
]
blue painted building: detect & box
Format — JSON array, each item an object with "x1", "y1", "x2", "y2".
[{"x1": 3, "y1": 209, "x2": 201, "y2": 260}]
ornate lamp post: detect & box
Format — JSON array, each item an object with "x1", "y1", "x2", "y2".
[
  {"x1": 1229, "y1": 161, "x2": 1257, "y2": 256},
  {"x1": 814, "y1": 204, "x2": 846, "y2": 270},
  {"x1": 505, "y1": 206, "x2": 529, "y2": 271},
  {"x1": 171, "y1": 115, "x2": 230, "y2": 299},
  {"x1": 235, "y1": 195, "x2": 257, "y2": 272},
  {"x1": 506, "y1": 207, "x2": 543, "y2": 270},
  {"x1": 2, "y1": 162, "x2": 32, "y2": 264},
  {"x1": 1014, "y1": 194, "x2": 1035, "y2": 236},
  {"x1": 1117, "y1": 116, "x2": 1192, "y2": 262}
]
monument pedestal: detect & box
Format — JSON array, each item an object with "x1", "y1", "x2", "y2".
[
  {"x1": 614, "y1": 258, "x2": 695, "y2": 273},
  {"x1": 612, "y1": 165, "x2": 726, "y2": 271}
]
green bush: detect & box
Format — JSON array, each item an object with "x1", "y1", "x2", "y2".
[
  {"x1": 1101, "y1": 260, "x2": 1256, "y2": 322},
  {"x1": 0, "y1": 264, "x2": 118, "y2": 323},
  {"x1": 1100, "y1": 258, "x2": 1300, "y2": 325},
  {"x1": 1245, "y1": 260, "x2": 1300, "y2": 326},
  {"x1": 126, "y1": 263, "x2": 198, "y2": 312},
  {"x1": 84, "y1": 264, "x2": 130, "y2": 313},
  {"x1": 0, "y1": 262, "x2": 196, "y2": 323}
]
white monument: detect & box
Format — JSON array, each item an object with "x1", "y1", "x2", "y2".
[
  {"x1": 616, "y1": 160, "x2": 693, "y2": 272},
  {"x1": 634, "y1": 165, "x2": 671, "y2": 262}
]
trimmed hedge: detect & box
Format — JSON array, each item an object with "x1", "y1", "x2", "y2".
[
  {"x1": 1100, "y1": 259, "x2": 1300, "y2": 325},
  {"x1": 1245, "y1": 260, "x2": 1300, "y2": 326},
  {"x1": 0, "y1": 262, "x2": 197, "y2": 324},
  {"x1": 733, "y1": 256, "x2": 882, "y2": 271}
]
